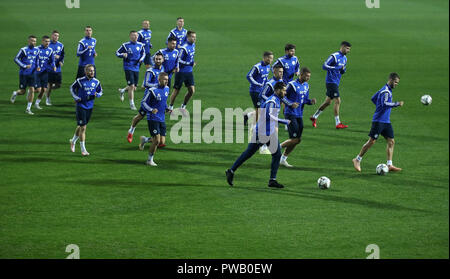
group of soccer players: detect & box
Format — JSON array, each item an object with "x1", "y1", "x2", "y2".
[
  {"x1": 11, "y1": 20, "x2": 404, "y2": 187},
  {"x1": 226, "y1": 41, "x2": 404, "y2": 188}
]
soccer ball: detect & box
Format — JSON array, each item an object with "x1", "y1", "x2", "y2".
[
  {"x1": 421, "y1": 95, "x2": 432, "y2": 105},
  {"x1": 317, "y1": 176, "x2": 331, "y2": 189},
  {"x1": 376, "y1": 164, "x2": 389, "y2": 175}
]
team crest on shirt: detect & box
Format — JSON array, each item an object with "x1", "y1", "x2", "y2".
[
  {"x1": 57, "y1": 46, "x2": 61, "y2": 50},
  {"x1": 292, "y1": 61, "x2": 295, "y2": 65},
  {"x1": 91, "y1": 82, "x2": 95, "y2": 87},
  {"x1": 46, "y1": 51, "x2": 49, "y2": 55},
  {"x1": 136, "y1": 46, "x2": 140, "y2": 50},
  {"x1": 165, "y1": 92, "x2": 168, "y2": 97},
  {"x1": 173, "y1": 53, "x2": 176, "y2": 58}
]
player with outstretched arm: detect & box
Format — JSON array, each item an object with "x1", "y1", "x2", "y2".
[{"x1": 352, "y1": 73, "x2": 404, "y2": 172}]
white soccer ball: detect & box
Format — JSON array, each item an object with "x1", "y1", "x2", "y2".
[
  {"x1": 317, "y1": 176, "x2": 331, "y2": 189},
  {"x1": 421, "y1": 95, "x2": 432, "y2": 105},
  {"x1": 376, "y1": 164, "x2": 389, "y2": 175}
]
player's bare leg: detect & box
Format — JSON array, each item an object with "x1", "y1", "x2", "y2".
[
  {"x1": 79, "y1": 125, "x2": 89, "y2": 156},
  {"x1": 386, "y1": 137, "x2": 401, "y2": 171},
  {"x1": 26, "y1": 88, "x2": 35, "y2": 114},
  {"x1": 128, "y1": 85, "x2": 136, "y2": 110},
  {"x1": 181, "y1": 86, "x2": 195, "y2": 110},
  {"x1": 333, "y1": 97, "x2": 347, "y2": 129},
  {"x1": 127, "y1": 114, "x2": 144, "y2": 143},
  {"x1": 146, "y1": 134, "x2": 160, "y2": 166},
  {"x1": 169, "y1": 88, "x2": 181, "y2": 110},
  {"x1": 280, "y1": 138, "x2": 300, "y2": 167},
  {"x1": 70, "y1": 126, "x2": 81, "y2": 152},
  {"x1": 353, "y1": 138, "x2": 376, "y2": 172},
  {"x1": 35, "y1": 87, "x2": 44, "y2": 110},
  {"x1": 11, "y1": 88, "x2": 26, "y2": 103},
  {"x1": 118, "y1": 86, "x2": 129, "y2": 101},
  {"x1": 311, "y1": 97, "x2": 332, "y2": 127}
]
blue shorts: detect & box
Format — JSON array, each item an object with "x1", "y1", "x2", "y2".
[
  {"x1": 35, "y1": 71, "x2": 49, "y2": 88},
  {"x1": 173, "y1": 72, "x2": 194, "y2": 89},
  {"x1": 76, "y1": 106, "x2": 93, "y2": 126},
  {"x1": 148, "y1": 120, "x2": 166, "y2": 137},
  {"x1": 19, "y1": 73, "x2": 37, "y2": 89},
  {"x1": 369, "y1": 122, "x2": 394, "y2": 139},
  {"x1": 326, "y1": 83, "x2": 339, "y2": 99},
  {"x1": 249, "y1": 91, "x2": 261, "y2": 108},
  {"x1": 143, "y1": 53, "x2": 152, "y2": 66},
  {"x1": 286, "y1": 115, "x2": 303, "y2": 139},
  {"x1": 125, "y1": 70, "x2": 139, "y2": 86},
  {"x1": 48, "y1": 72, "x2": 62, "y2": 84}
]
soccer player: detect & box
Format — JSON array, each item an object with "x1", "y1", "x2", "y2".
[
  {"x1": 272, "y1": 44, "x2": 300, "y2": 84},
  {"x1": 47, "y1": 30, "x2": 65, "y2": 106},
  {"x1": 167, "y1": 17, "x2": 187, "y2": 48},
  {"x1": 258, "y1": 64, "x2": 284, "y2": 104},
  {"x1": 137, "y1": 20, "x2": 153, "y2": 69},
  {"x1": 153, "y1": 36, "x2": 179, "y2": 89},
  {"x1": 245, "y1": 51, "x2": 273, "y2": 123},
  {"x1": 116, "y1": 31, "x2": 146, "y2": 110},
  {"x1": 168, "y1": 30, "x2": 196, "y2": 112},
  {"x1": 11, "y1": 35, "x2": 39, "y2": 115},
  {"x1": 126, "y1": 53, "x2": 165, "y2": 143},
  {"x1": 34, "y1": 35, "x2": 57, "y2": 110},
  {"x1": 225, "y1": 82, "x2": 290, "y2": 189},
  {"x1": 76, "y1": 26, "x2": 97, "y2": 79},
  {"x1": 280, "y1": 67, "x2": 316, "y2": 167},
  {"x1": 352, "y1": 73, "x2": 404, "y2": 172},
  {"x1": 310, "y1": 41, "x2": 351, "y2": 129},
  {"x1": 69, "y1": 64, "x2": 103, "y2": 156},
  {"x1": 139, "y1": 72, "x2": 170, "y2": 166}
]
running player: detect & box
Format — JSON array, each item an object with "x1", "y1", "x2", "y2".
[
  {"x1": 76, "y1": 26, "x2": 97, "y2": 79},
  {"x1": 116, "y1": 31, "x2": 146, "y2": 110},
  {"x1": 311, "y1": 41, "x2": 351, "y2": 129},
  {"x1": 47, "y1": 30, "x2": 65, "y2": 106},
  {"x1": 226, "y1": 82, "x2": 290, "y2": 188},
  {"x1": 69, "y1": 65, "x2": 103, "y2": 156},
  {"x1": 11, "y1": 35, "x2": 39, "y2": 115},
  {"x1": 34, "y1": 35, "x2": 56, "y2": 110},
  {"x1": 352, "y1": 73, "x2": 404, "y2": 172},
  {"x1": 280, "y1": 67, "x2": 316, "y2": 167}
]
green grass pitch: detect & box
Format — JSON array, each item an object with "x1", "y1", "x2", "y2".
[{"x1": 0, "y1": 0, "x2": 448, "y2": 258}]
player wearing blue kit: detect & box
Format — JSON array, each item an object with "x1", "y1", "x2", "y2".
[
  {"x1": 169, "y1": 30, "x2": 196, "y2": 113},
  {"x1": 166, "y1": 17, "x2": 187, "y2": 48},
  {"x1": 137, "y1": 73, "x2": 170, "y2": 166},
  {"x1": 116, "y1": 31, "x2": 145, "y2": 110},
  {"x1": 69, "y1": 65, "x2": 103, "y2": 156},
  {"x1": 46, "y1": 30, "x2": 65, "y2": 106},
  {"x1": 272, "y1": 44, "x2": 300, "y2": 84},
  {"x1": 258, "y1": 64, "x2": 284, "y2": 105},
  {"x1": 226, "y1": 82, "x2": 291, "y2": 189},
  {"x1": 153, "y1": 37, "x2": 179, "y2": 89},
  {"x1": 127, "y1": 53, "x2": 165, "y2": 143},
  {"x1": 76, "y1": 26, "x2": 97, "y2": 79},
  {"x1": 138, "y1": 20, "x2": 153, "y2": 69},
  {"x1": 244, "y1": 51, "x2": 274, "y2": 124},
  {"x1": 35, "y1": 35, "x2": 57, "y2": 110},
  {"x1": 11, "y1": 35, "x2": 39, "y2": 115},
  {"x1": 279, "y1": 67, "x2": 316, "y2": 167},
  {"x1": 353, "y1": 73, "x2": 404, "y2": 172},
  {"x1": 311, "y1": 41, "x2": 351, "y2": 129}
]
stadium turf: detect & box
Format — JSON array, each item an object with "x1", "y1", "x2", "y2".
[{"x1": 0, "y1": 0, "x2": 448, "y2": 258}]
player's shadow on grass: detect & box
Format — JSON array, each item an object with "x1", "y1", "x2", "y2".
[{"x1": 233, "y1": 186, "x2": 434, "y2": 214}]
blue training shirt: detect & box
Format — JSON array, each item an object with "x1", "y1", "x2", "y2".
[
  {"x1": 323, "y1": 51, "x2": 347, "y2": 85},
  {"x1": 154, "y1": 48, "x2": 180, "y2": 74},
  {"x1": 48, "y1": 40, "x2": 64, "y2": 73},
  {"x1": 14, "y1": 45, "x2": 39, "y2": 75},
  {"x1": 259, "y1": 78, "x2": 283, "y2": 101},
  {"x1": 178, "y1": 41, "x2": 195, "y2": 73},
  {"x1": 116, "y1": 41, "x2": 146, "y2": 72},
  {"x1": 141, "y1": 85, "x2": 170, "y2": 122},
  {"x1": 77, "y1": 36, "x2": 97, "y2": 66},
  {"x1": 70, "y1": 76, "x2": 103, "y2": 109},
  {"x1": 273, "y1": 55, "x2": 300, "y2": 84},
  {"x1": 371, "y1": 84, "x2": 401, "y2": 123},
  {"x1": 143, "y1": 64, "x2": 165, "y2": 88},
  {"x1": 256, "y1": 94, "x2": 290, "y2": 137},
  {"x1": 247, "y1": 61, "x2": 271, "y2": 93},
  {"x1": 283, "y1": 79, "x2": 313, "y2": 118},
  {"x1": 137, "y1": 28, "x2": 152, "y2": 55},
  {"x1": 167, "y1": 27, "x2": 187, "y2": 48},
  {"x1": 36, "y1": 45, "x2": 56, "y2": 73}
]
